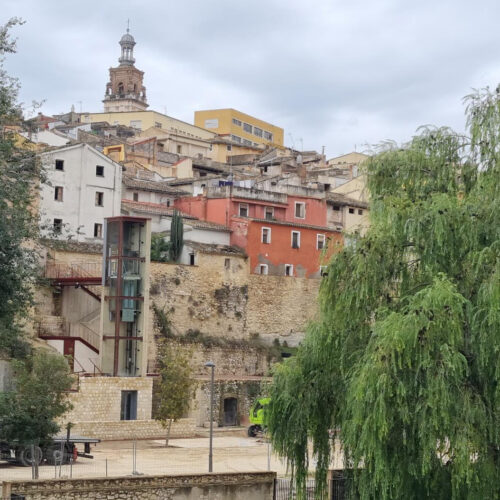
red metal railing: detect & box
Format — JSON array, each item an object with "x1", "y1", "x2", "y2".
[{"x1": 45, "y1": 261, "x2": 102, "y2": 280}]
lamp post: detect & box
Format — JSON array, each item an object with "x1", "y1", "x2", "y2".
[{"x1": 205, "y1": 361, "x2": 215, "y2": 473}]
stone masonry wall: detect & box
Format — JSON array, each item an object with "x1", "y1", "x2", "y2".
[
  {"x1": 60, "y1": 377, "x2": 195, "y2": 440},
  {"x1": 46, "y1": 249, "x2": 320, "y2": 350},
  {"x1": 3, "y1": 472, "x2": 276, "y2": 500}
]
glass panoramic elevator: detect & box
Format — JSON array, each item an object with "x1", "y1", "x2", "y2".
[{"x1": 100, "y1": 216, "x2": 151, "y2": 376}]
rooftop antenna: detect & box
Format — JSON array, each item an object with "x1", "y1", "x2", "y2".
[
  {"x1": 288, "y1": 133, "x2": 295, "y2": 150},
  {"x1": 127, "y1": 19, "x2": 130, "y2": 33}
]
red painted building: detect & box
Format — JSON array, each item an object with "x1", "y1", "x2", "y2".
[{"x1": 175, "y1": 185, "x2": 341, "y2": 277}]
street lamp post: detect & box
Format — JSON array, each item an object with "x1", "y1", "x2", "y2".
[{"x1": 205, "y1": 361, "x2": 215, "y2": 473}]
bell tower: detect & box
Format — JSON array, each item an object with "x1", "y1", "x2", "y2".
[{"x1": 103, "y1": 24, "x2": 148, "y2": 113}]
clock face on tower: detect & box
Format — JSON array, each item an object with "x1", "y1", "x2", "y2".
[{"x1": 103, "y1": 28, "x2": 148, "y2": 112}]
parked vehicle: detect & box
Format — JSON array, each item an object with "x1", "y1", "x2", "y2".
[
  {"x1": 247, "y1": 397, "x2": 270, "y2": 437},
  {"x1": 0, "y1": 436, "x2": 99, "y2": 466}
]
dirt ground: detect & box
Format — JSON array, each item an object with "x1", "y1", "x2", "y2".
[{"x1": 0, "y1": 431, "x2": 293, "y2": 482}]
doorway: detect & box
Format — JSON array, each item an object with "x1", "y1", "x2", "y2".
[{"x1": 223, "y1": 397, "x2": 238, "y2": 426}]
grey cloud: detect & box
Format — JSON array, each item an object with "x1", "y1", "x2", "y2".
[{"x1": 3, "y1": 0, "x2": 500, "y2": 154}]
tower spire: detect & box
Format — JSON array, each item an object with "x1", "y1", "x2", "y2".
[
  {"x1": 118, "y1": 26, "x2": 135, "y2": 66},
  {"x1": 103, "y1": 28, "x2": 148, "y2": 112}
]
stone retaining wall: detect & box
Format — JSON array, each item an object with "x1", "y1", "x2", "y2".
[
  {"x1": 70, "y1": 418, "x2": 195, "y2": 441},
  {"x1": 3, "y1": 471, "x2": 275, "y2": 500}
]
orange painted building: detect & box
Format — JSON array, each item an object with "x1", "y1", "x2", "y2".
[{"x1": 175, "y1": 186, "x2": 342, "y2": 277}]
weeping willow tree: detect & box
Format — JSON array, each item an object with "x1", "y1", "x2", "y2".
[{"x1": 268, "y1": 87, "x2": 500, "y2": 499}]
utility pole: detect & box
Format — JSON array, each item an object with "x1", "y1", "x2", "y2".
[{"x1": 205, "y1": 361, "x2": 215, "y2": 472}]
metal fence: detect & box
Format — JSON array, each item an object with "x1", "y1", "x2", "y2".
[
  {"x1": 0, "y1": 437, "x2": 281, "y2": 482},
  {"x1": 273, "y1": 476, "x2": 349, "y2": 500}
]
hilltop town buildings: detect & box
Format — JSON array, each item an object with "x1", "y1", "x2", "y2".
[{"x1": 20, "y1": 27, "x2": 372, "y2": 437}]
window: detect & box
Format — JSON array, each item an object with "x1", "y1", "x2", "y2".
[
  {"x1": 133, "y1": 192, "x2": 139, "y2": 202},
  {"x1": 232, "y1": 118, "x2": 242, "y2": 126},
  {"x1": 239, "y1": 203, "x2": 249, "y2": 217},
  {"x1": 120, "y1": 391, "x2": 137, "y2": 421},
  {"x1": 264, "y1": 131, "x2": 273, "y2": 141},
  {"x1": 129, "y1": 120, "x2": 142, "y2": 130},
  {"x1": 94, "y1": 223, "x2": 103, "y2": 238},
  {"x1": 348, "y1": 207, "x2": 355, "y2": 214},
  {"x1": 243, "y1": 123, "x2": 252, "y2": 133},
  {"x1": 154, "y1": 122, "x2": 162, "y2": 129},
  {"x1": 261, "y1": 227, "x2": 271, "y2": 244},
  {"x1": 258, "y1": 264, "x2": 268, "y2": 275},
  {"x1": 189, "y1": 253, "x2": 195, "y2": 266},
  {"x1": 204, "y1": 118, "x2": 219, "y2": 128},
  {"x1": 294, "y1": 202, "x2": 305, "y2": 219},
  {"x1": 285, "y1": 264, "x2": 293, "y2": 276},
  {"x1": 231, "y1": 135, "x2": 242, "y2": 143},
  {"x1": 264, "y1": 206, "x2": 274, "y2": 220},
  {"x1": 53, "y1": 218, "x2": 63, "y2": 234},
  {"x1": 177, "y1": 145, "x2": 182, "y2": 154},
  {"x1": 227, "y1": 144, "x2": 232, "y2": 151},
  {"x1": 54, "y1": 186, "x2": 63, "y2": 202},
  {"x1": 333, "y1": 205, "x2": 340, "y2": 211},
  {"x1": 55, "y1": 159, "x2": 64, "y2": 171},
  {"x1": 291, "y1": 231, "x2": 301, "y2": 249},
  {"x1": 242, "y1": 139, "x2": 252, "y2": 146},
  {"x1": 317, "y1": 234, "x2": 326, "y2": 250},
  {"x1": 254, "y1": 127, "x2": 263, "y2": 138},
  {"x1": 358, "y1": 209, "x2": 364, "y2": 215},
  {"x1": 95, "y1": 192, "x2": 104, "y2": 206},
  {"x1": 96, "y1": 165, "x2": 104, "y2": 177},
  {"x1": 224, "y1": 258, "x2": 230, "y2": 270}
]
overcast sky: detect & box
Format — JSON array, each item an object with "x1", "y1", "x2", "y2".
[{"x1": 3, "y1": 0, "x2": 500, "y2": 157}]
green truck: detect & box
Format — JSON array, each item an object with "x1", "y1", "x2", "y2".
[{"x1": 247, "y1": 397, "x2": 270, "y2": 437}]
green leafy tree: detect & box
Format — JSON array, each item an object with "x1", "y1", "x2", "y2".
[
  {"x1": 169, "y1": 210, "x2": 184, "y2": 262},
  {"x1": 154, "y1": 339, "x2": 196, "y2": 446},
  {"x1": 0, "y1": 349, "x2": 74, "y2": 446},
  {"x1": 0, "y1": 18, "x2": 41, "y2": 358},
  {"x1": 150, "y1": 233, "x2": 170, "y2": 262},
  {"x1": 268, "y1": 88, "x2": 500, "y2": 499}
]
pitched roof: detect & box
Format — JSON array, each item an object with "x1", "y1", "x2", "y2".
[
  {"x1": 185, "y1": 241, "x2": 246, "y2": 257},
  {"x1": 185, "y1": 219, "x2": 231, "y2": 232},
  {"x1": 121, "y1": 199, "x2": 196, "y2": 218},
  {"x1": 40, "y1": 238, "x2": 103, "y2": 255},
  {"x1": 244, "y1": 217, "x2": 339, "y2": 232},
  {"x1": 326, "y1": 193, "x2": 369, "y2": 209},
  {"x1": 123, "y1": 175, "x2": 188, "y2": 195}
]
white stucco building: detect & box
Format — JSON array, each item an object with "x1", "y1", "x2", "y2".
[{"x1": 39, "y1": 143, "x2": 122, "y2": 242}]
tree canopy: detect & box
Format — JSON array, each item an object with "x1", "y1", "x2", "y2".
[
  {"x1": 153, "y1": 338, "x2": 196, "y2": 446},
  {"x1": 267, "y1": 88, "x2": 500, "y2": 499},
  {"x1": 0, "y1": 18, "x2": 40, "y2": 358},
  {"x1": 0, "y1": 349, "x2": 74, "y2": 446}
]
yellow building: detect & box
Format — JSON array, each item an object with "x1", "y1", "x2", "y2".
[
  {"x1": 82, "y1": 110, "x2": 216, "y2": 142},
  {"x1": 194, "y1": 108, "x2": 284, "y2": 148}
]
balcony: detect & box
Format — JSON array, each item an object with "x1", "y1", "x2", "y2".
[{"x1": 207, "y1": 185, "x2": 288, "y2": 205}]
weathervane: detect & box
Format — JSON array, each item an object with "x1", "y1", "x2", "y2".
[{"x1": 126, "y1": 19, "x2": 130, "y2": 33}]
